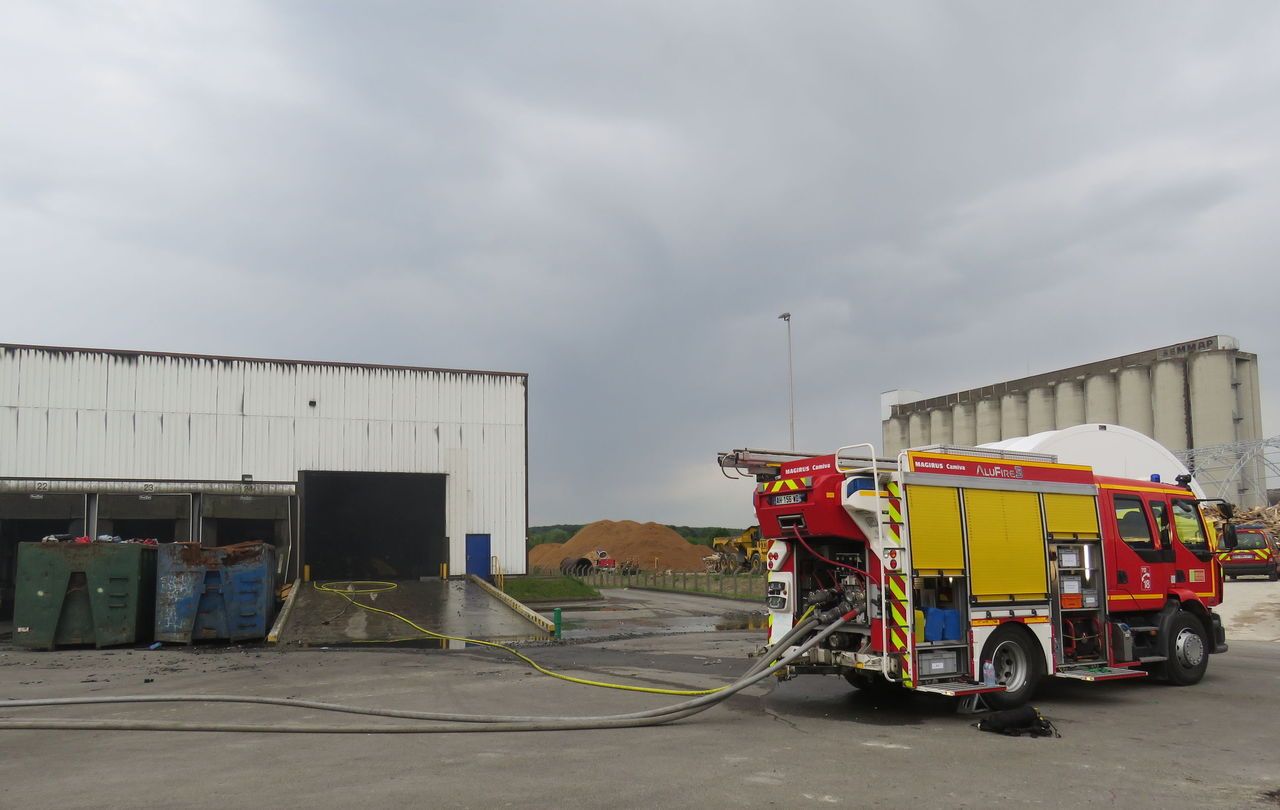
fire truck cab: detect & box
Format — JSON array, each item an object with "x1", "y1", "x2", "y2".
[{"x1": 719, "y1": 442, "x2": 1231, "y2": 708}]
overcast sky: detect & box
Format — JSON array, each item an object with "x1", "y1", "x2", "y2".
[{"x1": 2, "y1": 2, "x2": 1279, "y2": 526}]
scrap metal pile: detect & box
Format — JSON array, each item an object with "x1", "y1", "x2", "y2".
[{"x1": 40, "y1": 534, "x2": 159, "y2": 545}]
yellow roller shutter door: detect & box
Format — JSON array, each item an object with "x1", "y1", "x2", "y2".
[
  {"x1": 963, "y1": 489, "x2": 1048, "y2": 601},
  {"x1": 904, "y1": 485, "x2": 964, "y2": 571},
  {"x1": 1042, "y1": 493, "x2": 1100, "y2": 538}
]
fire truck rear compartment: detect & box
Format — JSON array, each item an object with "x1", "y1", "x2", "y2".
[
  {"x1": 912, "y1": 575, "x2": 969, "y2": 679},
  {"x1": 795, "y1": 540, "x2": 873, "y2": 655}
]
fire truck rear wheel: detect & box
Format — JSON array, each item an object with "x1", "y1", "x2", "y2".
[
  {"x1": 979, "y1": 624, "x2": 1045, "y2": 710},
  {"x1": 1161, "y1": 611, "x2": 1209, "y2": 685},
  {"x1": 1268, "y1": 566, "x2": 1278, "y2": 582},
  {"x1": 844, "y1": 671, "x2": 896, "y2": 694}
]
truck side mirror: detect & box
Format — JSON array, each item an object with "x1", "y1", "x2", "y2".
[
  {"x1": 1219, "y1": 502, "x2": 1235, "y2": 520},
  {"x1": 1222, "y1": 525, "x2": 1238, "y2": 550}
]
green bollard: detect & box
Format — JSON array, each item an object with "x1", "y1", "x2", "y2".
[{"x1": 553, "y1": 607, "x2": 563, "y2": 640}]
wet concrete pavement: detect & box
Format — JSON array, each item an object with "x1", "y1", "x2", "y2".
[
  {"x1": 541, "y1": 587, "x2": 768, "y2": 641},
  {"x1": 2, "y1": 622, "x2": 1277, "y2": 808},
  {"x1": 277, "y1": 579, "x2": 549, "y2": 646}
]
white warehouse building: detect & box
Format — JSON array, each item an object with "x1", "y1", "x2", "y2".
[{"x1": 0, "y1": 344, "x2": 528, "y2": 615}]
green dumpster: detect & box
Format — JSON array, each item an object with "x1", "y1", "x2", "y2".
[{"x1": 12, "y1": 542, "x2": 157, "y2": 650}]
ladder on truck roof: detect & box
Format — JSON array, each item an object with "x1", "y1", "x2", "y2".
[
  {"x1": 718, "y1": 443, "x2": 1058, "y2": 480},
  {"x1": 717, "y1": 447, "x2": 895, "y2": 480},
  {"x1": 843, "y1": 444, "x2": 913, "y2": 688},
  {"x1": 915, "y1": 444, "x2": 1059, "y2": 463}
]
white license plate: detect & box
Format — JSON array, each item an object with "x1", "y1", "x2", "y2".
[
  {"x1": 773, "y1": 493, "x2": 804, "y2": 506},
  {"x1": 1232, "y1": 552, "x2": 1253, "y2": 559}
]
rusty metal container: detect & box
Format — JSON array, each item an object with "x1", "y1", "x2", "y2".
[
  {"x1": 155, "y1": 542, "x2": 276, "y2": 643},
  {"x1": 13, "y1": 542, "x2": 157, "y2": 650}
]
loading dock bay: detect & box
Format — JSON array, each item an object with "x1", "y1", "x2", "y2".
[
  {"x1": 275, "y1": 578, "x2": 549, "y2": 646},
  {"x1": 299, "y1": 471, "x2": 447, "y2": 582}
]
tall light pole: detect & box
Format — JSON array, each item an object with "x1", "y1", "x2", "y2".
[{"x1": 779, "y1": 312, "x2": 794, "y2": 450}]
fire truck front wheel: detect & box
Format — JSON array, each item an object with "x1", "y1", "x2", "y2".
[
  {"x1": 1161, "y1": 611, "x2": 1210, "y2": 686},
  {"x1": 980, "y1": 624, "x2": 1045, "y2": 710}
]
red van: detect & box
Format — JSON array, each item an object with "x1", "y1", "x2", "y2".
[{"x1": 1218, "y1": 526, "x2": 1279, "y2": 581}]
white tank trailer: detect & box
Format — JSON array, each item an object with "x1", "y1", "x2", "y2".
[{"x1": 981, "y1": 423, "x2": 1207, "y2": 499}]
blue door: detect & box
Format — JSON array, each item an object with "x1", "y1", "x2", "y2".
[{"x1": 465, "y1": 534, "x2": 492, "y2": 580}]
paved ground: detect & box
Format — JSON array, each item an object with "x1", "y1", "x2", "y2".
[
  {"x1": 277, "y1": 579, "x2": 550, "y2": 646},
  {"x1": 1, "y1": 586, "x2": 1278, "y2": 808},
  {"x1": 1219, "y1": 578, "x2": 1280, "y2": 642}
]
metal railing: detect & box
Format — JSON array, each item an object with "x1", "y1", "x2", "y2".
[{"x1": 565, "y1": 569, "x2": 768, "y2": 602}]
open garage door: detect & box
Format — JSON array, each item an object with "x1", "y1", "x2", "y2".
[
  {"x1": 98, "y1": 493, "x2": 191, "y2": 543},
  {"x1": 0, "y1": 494, "x2": 88, "y2": 619},
  {"x1": 300, "y1": 471, "x2": 446, "y2": 581}
]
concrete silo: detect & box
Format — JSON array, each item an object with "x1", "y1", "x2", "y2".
[
  {"x1": 1054, "y1": 379, "x2": 1085, "y2": 428},
  {"x1": 929, "y1": 408, "x2": 954, "y2": 446},
  {"x1": 952, "y1": 402, "x2": 977, "y2": 446},
  {"x1": 1084, "y1": 373, "x2": 1118, "y2": 424},
  {"x1": 1000, "y1": 392, "x2": 1028, "y2": 439},
  {"x1": 1027, "y1": 387, "x2": 1055, "y2": 434},
  {"x1": 907, "y1": 411, "x2": 931, "y2": 448},
  {"x1": 882, "y1": 416, "x2": 909, "y2": 455},
  {"x1": 880, "y1": 335, "x2": 1269, "y2": 506},
  {"x1": 1188, "y1": 350, "x2": 1237, "y2": 448},
  {"x1": 1117, "y1": 365, "x2": 1154, "y2": 436},
  {"x1": 975, "y1": 399, "x2": 1002, "y2": 444},
  {"x1": 1151, "y1": 359, "x2": 1189, "y2": 452},
  {"x1": 879, "y1": 337, "x2": 1263, "y2": 505}
]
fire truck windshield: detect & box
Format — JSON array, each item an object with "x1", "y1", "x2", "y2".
[{"x1": 1171, "y1": 499, "x2": 1209, "y2": 551}]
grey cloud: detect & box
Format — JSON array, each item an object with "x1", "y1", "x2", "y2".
[{"x1": 2, "y1": 2, "x2": 1279, "y2": 525}]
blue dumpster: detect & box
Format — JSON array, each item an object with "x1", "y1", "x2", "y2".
[{"x1": 155, "y1": 542, "x2": 276, "y2": 643}]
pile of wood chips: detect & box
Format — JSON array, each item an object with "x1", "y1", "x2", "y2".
[
  {"x1": 528, "y1": 520, "x2": 711, "y2": 572},
  {"x1": 1210, "y1": 503, "x2": 1280, "y2": 534}
]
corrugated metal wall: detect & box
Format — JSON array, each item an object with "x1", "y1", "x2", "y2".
[{"x1": 0, "y1": 347, "x2": 528, "y2": 573}]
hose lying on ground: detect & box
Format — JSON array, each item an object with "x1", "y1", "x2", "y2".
[
  {"x1": 0, "y1": 615, "x2": 843, "y2": 734},
  {"x1": 2, "y1": 615, "x2": 820, "y2": 725}
]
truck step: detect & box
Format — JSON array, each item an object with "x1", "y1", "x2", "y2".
[
  {"x1": 913, "y1": 681, "x2": 1006, "y2": 697},
  {"x1": 1126, "y1": 625, "x2": 1159, "y2": 633},
  {"x1": 1138, "y1": 655, "x2": 1167, "y2": 663},
  {"x1": 1054, "y1": 666, "x2": 1147, "y2": 682}
]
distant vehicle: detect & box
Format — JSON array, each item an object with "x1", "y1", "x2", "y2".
[
  {"x1": 560, "y1": 549, "x2": 638, "y2": 576},
  {"x1": 711, "y1": 527, "x2": 767, "y2": 573},
  {"x1": 1217, "y1": 526, "x2": 1278, "y2": 581}
]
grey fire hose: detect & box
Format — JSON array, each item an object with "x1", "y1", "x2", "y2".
[
  {"x1": 1, "y1": 615, "x2": 820, "y2": 724},
  {"x1": 0, "y1": 615, "x2": 841, "y2": 734}
]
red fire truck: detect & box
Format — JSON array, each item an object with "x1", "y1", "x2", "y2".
[{"x1": 719, "y1": 442, "x2": 1236, "y2": 708}]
